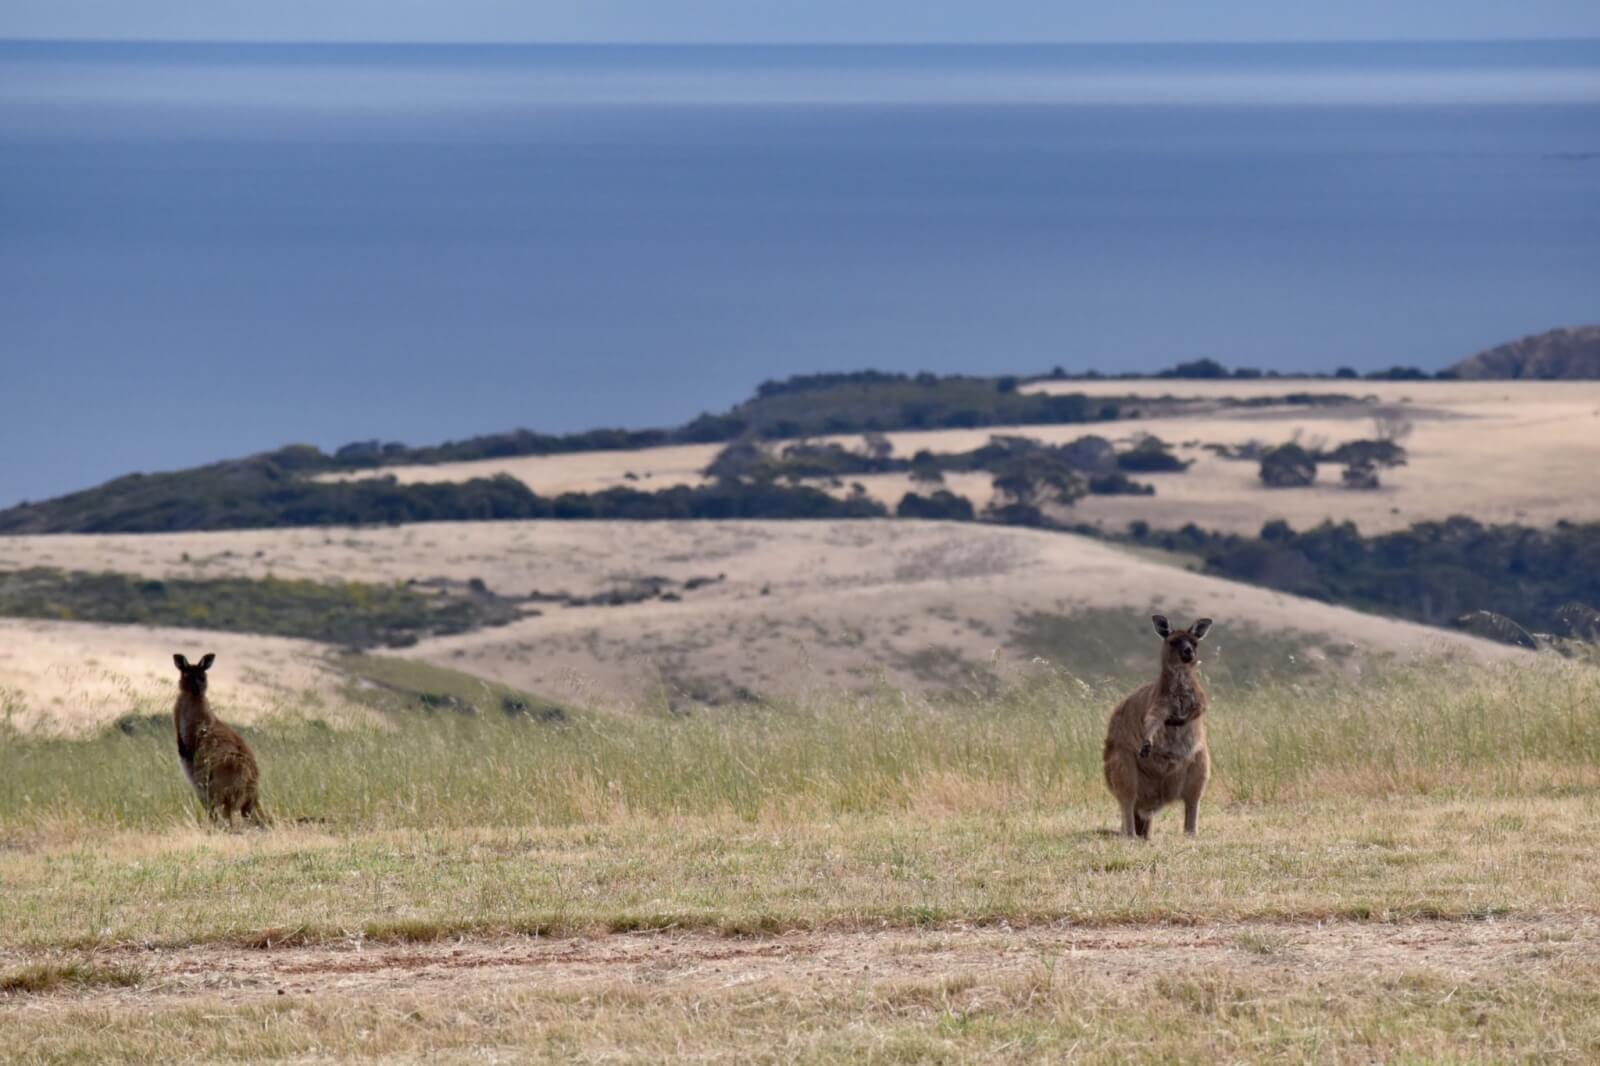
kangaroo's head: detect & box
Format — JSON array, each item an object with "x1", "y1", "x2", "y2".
[
  {"x1": 173, "y1": 652, "x2": 216, "y2": 697},
  {"x1": 1152, "y1": 615, "x2": 1212, "y2": 670}
]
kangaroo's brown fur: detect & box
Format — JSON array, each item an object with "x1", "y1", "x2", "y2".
[
  {"x1": 173, "y1": 653, "x2": 263, "y2": 828},
  {"x1": 1102, "y1": 615, "x2": 1214, "y2": 840}
]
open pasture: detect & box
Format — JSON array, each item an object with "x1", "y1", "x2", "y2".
[{"x1": 2, "y1": 658, "x2": 1598, "y2": 1062}]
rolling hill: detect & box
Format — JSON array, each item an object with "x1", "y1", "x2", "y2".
[{"x1": 1447, "y1": 324, "x2": 1600, "y2": 380}]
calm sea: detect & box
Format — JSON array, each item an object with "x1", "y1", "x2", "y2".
[{"x1": 1, "y1": 40, "x2": 1597, "y2": 503}]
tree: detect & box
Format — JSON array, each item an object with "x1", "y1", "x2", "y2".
[
  {"x1": 897, "y1": 490, "x2": 975, "y2": 521},
  {"x1": 1259, "y1": 443, "x2": 1317, "y2": 488},
  {"x1": 860, "y1": 432, "x2": 894, "y2": 461},
  {"x1": 1058, "y1": 434, "x2": 1117, "y2": 475},
  {"x1": 909, "y1": 449, "x2": 945, "y2": 485},
  {"x1": 1158, "y1": 358, "x2": 1228, "y2": 379},
  {"x1": 990, "y1": 452, "x2": 1086, "y2": 509},
  {"x1": 703, "y1": 439, "x2": 768, "y2": 482}
]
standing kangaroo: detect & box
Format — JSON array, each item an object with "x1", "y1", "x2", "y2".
[
  {"x1": 1102, "y1": 615, "x2": 1214, "y2": 840},
  {"x1": 172, "y1": 653, "x2": 263, "y2": 827}
]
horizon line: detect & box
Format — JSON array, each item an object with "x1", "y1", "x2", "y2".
[{"x1": 4, "y1": 35, "x2": 1598, "y2": 49}]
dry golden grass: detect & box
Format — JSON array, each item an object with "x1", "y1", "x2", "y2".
[
  {"x1": 2, "y1": 657, "x2": 1597, "y2": 1061},
  {"x1": 1030, "y1": 378, "x2": 1600, "y2": 534},
  {"x1": 0, "y1": 617, "x2": 363, "y2": 734},
  {"x1": 4, "y1": 795, "x2": 1598, "y2": 951},
  {"x1": 3, "y1": 919, "x2": 1597, "y2": 1064},
  {"x1": 0, "y1": 519, "x2": 1517, "y2": 716}
]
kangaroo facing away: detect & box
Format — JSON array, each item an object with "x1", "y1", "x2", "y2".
[
  {"x1": 172, "y1": 653, "x2": 263, "y2": 827},
  {"x1": 1102, "y1": 615, "x2": 1214, "y2": 840}
]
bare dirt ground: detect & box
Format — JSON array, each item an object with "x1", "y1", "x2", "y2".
[
  {"x1": 0, "y1": 521, "x2": 1516, "y2": 716},
  {"x1": 2, "y1": 918, "x2": 1590, "y2": 1011}
]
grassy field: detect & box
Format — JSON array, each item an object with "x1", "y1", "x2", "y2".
[{"x1": 2, "y1": 658, "x2": 1598, "y2": 1062}]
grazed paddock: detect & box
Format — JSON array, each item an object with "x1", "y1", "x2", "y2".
[
  {"x1": 2, "y1": 660, "x2": 1596, "y2": 1061},
  {"x1": 4, "y1": 919, "x2": 1596, "y2": 1063}
]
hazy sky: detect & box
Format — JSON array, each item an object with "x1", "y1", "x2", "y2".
[{"x1": 4, "y1": 0, "x2": 1600, "y2": 44}]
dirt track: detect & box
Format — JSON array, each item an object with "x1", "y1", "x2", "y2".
[{"x1": 4, "y1": 918, "x2": 1592, "y2": 1010}]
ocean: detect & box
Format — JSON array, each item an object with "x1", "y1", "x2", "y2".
[{"x1": 1, "y1": 40, "x2": 1597, "y2": 503}]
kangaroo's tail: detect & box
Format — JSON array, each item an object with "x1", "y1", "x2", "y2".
[{"x1": 241, "y1": 798, "x2": 273, "y2": 829}]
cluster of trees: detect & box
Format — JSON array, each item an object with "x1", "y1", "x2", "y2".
[
  {"x1": 698, "y1": 431, "x2": 1193, "y2": 529},
  {"x1": 1124, "y1": 517, "x2": 1600, "y2": 644},
  {"x1": 1043, "y1": 360, "x2": 1450, "y2": 382},
  {"x1": 0, "y1": 453, "x2": 889, "y2": 534},
  {"x1": 1258, "y1": 434, "x2": 1410, "y2": 490},
  {"x1": 316, "y1": 372, "x2": 1126, "y2": 473},
  {"x1": 706, "y1": 432, "x2": 1186, "y2": 494}
]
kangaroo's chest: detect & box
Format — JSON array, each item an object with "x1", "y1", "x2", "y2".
[
  {"x1": 1162, "y1": 682, "x2": 1203, "y2": 723},
  {"x1": 1144, "y1": 724, "x2": 1202, "y2": 772}
]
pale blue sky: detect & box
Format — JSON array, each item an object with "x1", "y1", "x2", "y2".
[{"x1": 3, "y1": 0, "x2": 1599, "y2": 44}]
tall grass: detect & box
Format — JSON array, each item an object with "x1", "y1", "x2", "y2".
[{"x1": 2, "y1": 658, "x2": 1596, "y2": 833}]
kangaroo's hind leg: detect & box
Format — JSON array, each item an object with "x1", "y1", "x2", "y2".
[
  {"x1": 1180, "y1": 752, "x2": 1209, "y2": 838},
  {"x1": 1119, "y1": 799, "x2": 1138, "y2": 838}
]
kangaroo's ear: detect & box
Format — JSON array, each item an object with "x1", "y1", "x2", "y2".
[
  {"x1": 1152, "y1": 614, "x2": 1172, "y2": 638},
  {"x1": 198, "y1": 653, "x2": 216, "y2": 671},
  {"x1": 174, "y1": 653, "x2": 189, "y2": 671},
  {"x1": 1190, "y1": 618, "x2": 1213, "y2": 640}
]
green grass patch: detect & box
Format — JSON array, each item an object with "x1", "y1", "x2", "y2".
[
  {"x1": 1010, "y1": 605, "x2": 1368, "y2": 687},
  {"x1": 0, "y1": 960, "x2": 143, "y2": 995},
  {"x1": 0, "y1": 567, "x2": 521, "y2": 649},
  {"x1": 336, "y1": 653, "x2": 567, "y2": 721}
]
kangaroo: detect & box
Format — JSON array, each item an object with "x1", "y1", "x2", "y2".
[
  {"x1": 1102, "y1": 615, "x2": 1214, "y2": 840},
  {"x1": 172, "y1": 653, "x2": 263, "y2": 827}
]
